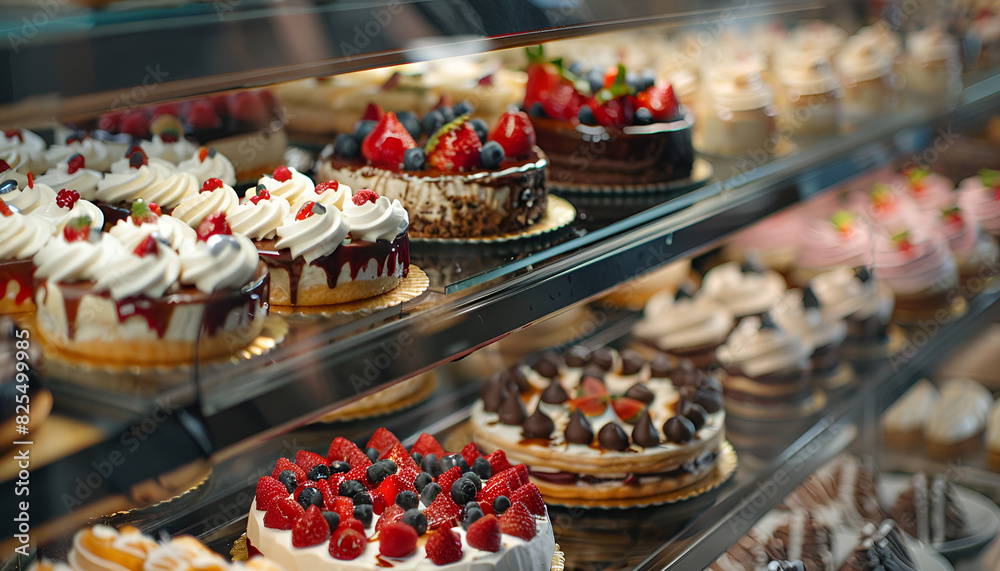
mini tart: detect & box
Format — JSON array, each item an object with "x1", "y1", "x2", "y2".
[
  {"x1": 318, "y1": 150, "x2": 548, "y2": 239},
  {"x1": 68, "y1": 525, "x2": 158, "y2": 571},
  {"x1": 530, "y1": 113, "x2": 694, "y2": 187}
]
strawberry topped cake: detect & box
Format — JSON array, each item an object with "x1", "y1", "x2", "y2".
[
  {"x1": 316, "y1": 109, "x2": 548, "y2": 239},
  {"x1": 246, "y1": 428, "x2": 556, "y2": 569},
  {"x1": 521, "y1": 48, "x2": 695, "y2": 189}
]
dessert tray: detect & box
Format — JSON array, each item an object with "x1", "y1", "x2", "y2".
[
  {"x1": 549, "y1": 158, "x2": 713, "y2": 195},
  {"x1": 270, "y1": 265, "x2": 428, "y2": 317},
  {"x1": 409, "y1": 196, "x2": 576, "y2": 244}
]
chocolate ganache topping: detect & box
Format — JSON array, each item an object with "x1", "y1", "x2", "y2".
[
  {"x1": 533, "y1": 351, "x2": 561, "y2": 378},
  {"x1": 564, "y1": 409, "x2": 594, "y2": 445},
  {"x1": 663, "y1": 416, "x2": 695, "y2": 443},
  {"x1": 541, "y1": 377, "x2": 569, "y2": 404},
  {"x1": 624, "y1": 383, "x2": 655, "y2": 405},
  {"x1": 678, "y1": 399, "x2": 708, "y2": 431},
  {"x1": 620, "y1": 349, "x2": 645, "y2": 375},
  {"x1": 564, "y1": 345, "x2": 590, "y2": 367},
  {"x1": 597, "y1": 423, "x2": 630, "y2": 451},
  {"x1": 632, "y1": 411, "x2": 661, "y2": 448},
  {"x1": 590, "y1": 347, "x2": 615, "y2": 371},
  {"x1": 498, "y1": 390, "x2": 528, "y2": 425},
  {"x1": 522, "y1": 407, "x2": 556, "y2": 439}
]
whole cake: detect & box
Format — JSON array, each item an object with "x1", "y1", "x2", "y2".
[
  {"x1": 469, "y1": 346, "x2": 726, "y2": 503},
  {"x1": 246, "y1": 428, "x2": 556, "y2": 569},
  {"x1": 316, "y1": 110, "x2": 547, "y2": 239}
]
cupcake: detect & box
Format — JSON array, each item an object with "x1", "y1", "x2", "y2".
[
  {"x1": 700, "y1": 261, "x2": 787, "y2": 319},
  {"x1": 770, "y1": 288, "x2": 847, "y2": 386},
  {"x1": 633, "y1": 288, "x2": 734, "y2": 368},
  {"x1": 882, "y1": 379, "x2": 938, "y2": 448},
  {"x1": 1, "y1": 176, "x2": 56, "y2": 215},
  {"x1": 44, "y1": 133, "x2": 115, "y2": 172},
  {"x1": 176, "y1": 146, "x2": 237, "y2": 187},
  {"x1": 773, "y1": 55, "x2": 842, "y2": 142},
  {"x1": 699, "y1": 61, "x2": 779, "y2": 156},
  {"x1": 810, "y1": 266, "x2": 894, "y2": 356},
  {"x1": 900, "y1": 27, "x2": 962, "y2": 109},
  {"x1": 0, "y1": 202, "x2": 53, "y2": 313},
  {"x1": 924, "y1": 377, "x2": 993, "y2": 460},
  {"x1": 722, "y1": 209, "x2": 804, "y2": 276},
  {"x1": 957, "y1": 169, "x2": 1000, "y2": 237},
  {"x1": 872, "y1": 226, "x2": 959, "y2": 323},
  {"x1": 0, "y1": 128, "x2": 49, "y2": 174},
  {"x1": 35, "y1": 154, "x2": 104, "y2": 201},
  {"x1": 836, "y1": 33, "x2": 899, "y2": 130},
  {"x1": 94, "y1": 147, "x2": 177, "y2": 227},
  {"x1": 932, "y1": 202, "x2": 1000, "y2": 287},
  {"x1": 791, "y1": 211, "x2": 875, "y2": 286}
]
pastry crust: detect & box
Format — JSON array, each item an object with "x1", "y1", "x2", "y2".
[{"x1": 267, "y1": 269, "x2": 403, "y2": 306}]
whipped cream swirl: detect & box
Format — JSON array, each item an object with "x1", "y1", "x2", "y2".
[
  {"x1": 0, "y1": 129, "x2": 49, "y2": 173},
  {"x1": 770, "y1": 289, "x2": 847, "y2": 350},
  {"x1": 68, "y1": 525, "x2": 158, "y2": 571},
  {"x1": 93, "y1": 238, "x2": 181, "y2": 300},
  {"x1": 3, "y1": 181, "x2": 56, "y2": 215},
  {"x1": 958, "y1": 174, "x2": 1000, "y2": 235},
  {"x1": 177, "y1": 148, "x2": 237, "y2": 187},
  {"x1": 179, "y1": 233, "x2": 260, "y2": 293},
  {"x1": 140, "y1": 135, "x2": 199, "y2": 165},
  {"x1": 716, "y1": 316, "x2": 812, "y2": 377},
  {"x1": 109, "y1": 215, "x2": 197, "y2": 253},
  {"x1": 634, "y1": 291, "x2": 734, "y2": 350},
  {"x1": 699, "y1": 261, "x2": 787, "y2": 317},
  {"x1": 44, "y1": 138, "x2": 114, "y2": 172},
  {"x1": 0, "y1": 213, "x2": 53, "y2": 260},
  {"x1": 255, "y1": 167, "x2": 315, "y2": 205},
  {"x1": 30, "y1": 197, "x2": 105, "y2": 234},
  {"x1": 275, "y1": 204, "x2": 350, "y2": 262},
  {"x1": 96, "y1": 165, "x2": 161, "y2": 205},
  {"x1": 342, "y1": 195, "x2": 409, "y2": 241},
  {"x1": 139, "y1": 171, "x2": 199, "y2": 211},
  {"x1": 34, "y1": 232, "x2": 118, "y2": 284},
  {"x1": 36, "y1": 160, "x2": 104, "y2": 201},
  {"x1": 171, "y1": 183, "x2": 240, "y2": 228},
  {"x1": 229, "y1": 195, "x2": 291, "y2": 240}
]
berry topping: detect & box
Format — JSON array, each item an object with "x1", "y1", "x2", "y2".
[
  {"x1": 315, "y1": 180, "x2": 339, "y2": 195},
  {"x1": 272, "y1": 166, "x2": 292, "y2": 182},
  {"x1": 425, "y1": 527, "x2": 463, "y2": 565},
  {"x1": 871, "y1": 184, "x2": 895, "y2": 212},
  {"x1": 892, "y1": 230, "x2": 913, "y2": 253},
  {"x1": 360, "y1": 112, "x2": 417, "y2": 170},
  {"x1": 426, "y1": 117, "x2": 483, "y2": 172},
  {"x1": 0, "y1": 159, "x2": 10, "y2": 172},
  {"x1": 63, "y1": 216, "x2": 92, "y2": 243},
  {"x1": 375, "y1": 504, "x2": 405, "y2": 533},
  {"x1": 130, "y1": 198, "x2": 159, "y2": 225},
  {"x1": 132, "y1": 235, "x2": 159, "y2": 258},
  {"x1": 297, "y1": 487, "x2": 324, "y2": 511},
  {"x1": 128, "y1": 148, "x2": 148, "y2": 169},
  {"x1": 831, "y1": 210, "x2": 855, "y2": 235},
  {"x1": 263, "y1": 497, "x2": 305, "y2": 530},
  {"x1": 636, "y1": 84, "x2": 679, "y2": 122},
  {"x1": 479, "y1": 141, "x2": 504, "y2": 170},
  {"x1": 352, "y1": 189, "x2": 379, "y2": 206},
  {"x1": 152, "y1": 202, "x2": 163, "y2": 215},
  {"x1": 231, "y1": 91, "x2": 270, "y2": 125},
  {"x1": 425, "y1": 491, "x2": 462, "y2": 530},
  {"x1": 510, "y1": 482, "x2": 545, "y2": 516},
  {"x1": 466, "y1": 514, "x2": 502, "y2": 552},
  {"x1": 56, "y1": 189, "x2": 81, "y2": 210},
  {"x1": 362, "y1": 102, "x2": 385, "y2": 122},
  {"x1": 942, "y1": 205, "x2": 963, "y2": 225},
  {"x1": 67, "y1": 154, "x2": 86, "y2": 174},
  {"x1": 198, "y1": 147, "x2": 210, "y2": 163},
  {"x1": 0, "y1": 198, "x2": 12, "y2": 217},
  {"x1": 484, "y1": 449, "x2": 512, "y2": 476},
  {"x1": 295, "y1": 201, "x2": 326, "y2": 220},
  {"x1": 403, "y1": 147, "x2": 426, "y2": 171},
  {"x1": 248, "y1": 187, "x2": 271, "y2": 205},
  {"x1": 26, "y1": 172, "x2": 33, "y2": 189},
  {"x1": 255, "y1": 476, "x2": 287, "y2": 512},
  {"x1": 151, "y1": 103, "x2": 180, "y2": 119},
  {"x1": 295, "y1": 450, "x2": 327, "y2": 474},
  {"x1": 201, "y1": 178, "x2": 225, "y2": 193},
  {"x1": 97, "y1": 111, "x2": 124, "y2": 132},
  {"x1": 196, "y1": 211, "x2": 233, "y2": 242},
  {"x1": 611, "y1": 397, "x2": 646, "y2": 424},
  {"x1": 460, "y1": 442, "x2": 483, "y2": 468},
  {"x1": 411, "y1": 433, "x2": 448, "y2": 462},
  {"x1": 379, "y1": 521, "x2": 418, "y2": 558},
  {"x1": 3, "y1": 129, "x2": 22, "y2": 141},
  {"x1": 186, "y1": 101, "x2": 221, "y2": 130},
  {"x1": 499, "y1": 501, "x2": 536, "y2": 541},
  {"x1": 119, "y1": 110, "x2": 150, "y2": 139},
  {"x1": 292, "y1": 505, "x2": 330, "y2": 548},
  {"x1": 329, "y1": 528, "x2": 367, "y2": 560}
]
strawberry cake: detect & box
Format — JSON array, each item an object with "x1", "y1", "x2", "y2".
[
  {"x1": 316, "y1": 110, "x2": 548, "y2": 239},
  {"x1": 246, "y1": 428, "x2": 556, "y2": 569},
  {"x1": 521, "y1": 52, "x2": 694, "y2": 189},
  {"x1": 469, "y1": 346, "x2": 727, "y2": 504}
]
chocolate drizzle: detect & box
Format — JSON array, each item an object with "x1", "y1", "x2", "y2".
[
  {"x1": 631, "y1": 411, "x2": 660, "y2": 448},
  {"x1": 497, "y1": 390, "x2": 528, "y2": 425},
  {"x1": 624, "y1": 383, "x2": 654, "y2": 405},
  {"x1": 564, "y1": 409, "x2": 594, "y2": 445},
  {"x1": 521, "y1": 407, "x2": 555, "y2": 440},
  {"x1": 597, "y1": 423, "x2": 629, "y2": 451},
  {"x1": 663, "y1": 416, "x2": 695, "y2": 443},
  {"x1": 541, "y1": 377, "x2": 569, "y2": 404}
]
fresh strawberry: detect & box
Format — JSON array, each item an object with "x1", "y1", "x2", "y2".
[
  {"x1": 892, "y1": 230, "x2": 913, "y2": 253},
  {"x1": 436, "y1": 466, "x2": 463, "y2": 492},
  {"x1": 231, "y1": 91, "x2": 270, "y2": 125},
  {"x1": 511, "y1": 463, "x2": 529, "y2": 487},
  {"x1": 871, "y1": 184, "x2": 895, "y2": 213},
  {"x1": 509, "y1": 482, "x2": 545, "y2": 516},
  {"x1": 315, "y1": 180, "x2": 340, "y2": 195},
  {"x1": 386, "y1": 443, "x2": 418, "y2": 472},
  {"x1": 377, "y1": 474, "x2": 411, "y2": 507},
  {"x1": 499, "y1": 502, "x2": 535, "y2": 541},
  {"x1": 329, "y1": 528, "x2": 366, "y2": 560},
  {"x1": 56, "y1": 189, "x2": 80, "y2": 210},
  {"x1": 425, "y1": 528, "x2": 463, "y2": 565},
  {"x1": 272, "y1": 166, "x2": 292, "y2": 182},
  {"x1": 186, "y1": 101, "x2": 221, "y2": 129},
  {"x1": 262, "y1": 497, "x2": 305, "y2": 530},
  {"x1": 611, "y1": 397, "x2": 645, "y2": 424},
  {"x1": 375, "y1": 504, "x2": 406, "y2": 533},
  {"x1": 361, "y1": 112, "x2": 416, "y2": 170},
  {"x1": 66, "y1": 154, "x2": 85, "y2": 175},
  {"x1": 151, "y1": 103, "x2": 180, "y2": 119},
  {"x1": 196, "y1": 211, "x2": 233, "y2": 241},
  {"x1": 198, "y1": 147, "x2": 210, "y2": 163},
  {"x1": 327, "y1": 437, "x2": 371, "y2": 467},
  {"x1": 487, "y1": 111, "x2": 536, "y2": 158},
  {"x1": 460, "y1": 442, "x2": 483, "y2": 468},
  {"x1": 362, "y1": 102, "x2": 384, "y2": 122},
  {"x1": 588, "y1": 97, "x2": 633, "y2": 128},
  {"x1": 424, "y1": 493, "x2": 462, "y2": 530},
  {"x1": 484, "y1": 450, "x2": 512, "y2": 476},
  {"x1": 255, "y1": 476, "x2": 288, "y2": 511},
  {"x1": 398, "y1": 464, "x2": 420, "y2": 487},
  {"x1": 315, "y1": 477, "x2": 339, "y2": 510},
  {"x1": 379, "y1": 521, "x2": 418, "y2": 558},
  {"x1": 491, "y1": 466, "x2": 525, "y2": 494},
  {"x1": 292, "y1": 505, "x2": 330, "y2": 547},
  {"x1": 296, "y1": 450, "x2": 328, "y2": 475},
  {"x1": 132, "y1": 235, "x2": 158, "y2": 258},
  {"x1": 352, "y1": 189, "x2": 379, "y2": 206},
  {"x1": 271, "y1": 457, "x2": 309, "y2": 483},
  {"x1": 579, "y1": 376, "x2": 608, "y2": 397},
  {"x1": 340, "y1": 517, "x2": 365, "y2": 535},
  {"x1": 119, "y1": 110, "x2": 150, "y2": 139},
  {"x1": 130, "y1": 199, "x2": 158, "y2": 225},
  {"x1": 942, "y1": 206, "x2": 963, "y2": 225},
  {"x1": 26, "y1": 173, "x2": 33, "y2": 189},
  {"x1": 569, "y1": 395, "x2": 608, "y2": 416},
  {"x1": 366, "y1": 427, "x2": 402, "y2": 458},
  {"x1": 541, "y1": 81, "x2": 585, "y2": 121},
  {"x1": 411, "y1": 433, "x2": 447, "y2": 460},
  {"x1": 0, "y1": 198, "x2": 13, "y2": 217},
  {"x1": 249, "y1": 188, "x2": 271, "y2": 205},
  {"x1": 636, "y1": 85, "x2": 679, "y2": 121},
  {"x1": 523, "y1": 46, "x2": 559, "y2": 110},
  {"x1": 426, "y1": 117, "x2": 482, "y2": 172},
  {"x1": 330, "y1": 496, "x2": 354, "y2": 522},
  {"x1": 466, "y1": 514, "x2": 502, "y2": 552},
  {"x1": 149, "y1": 203, "x2": 162, "y2": 216},
  {"x1": 62, "y1": 216, "x2": 92, "y2": 243},
  {"x1": 98, "y1": 111, "x2": 124, "y2": 133},
  {"x1": 476, "y1": 479, "x2": 510, "y2": 516}
]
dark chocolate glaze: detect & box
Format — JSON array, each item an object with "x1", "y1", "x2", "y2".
[
  {"x1": 521, "y1": 407, "x2": 555, "y2": 440},
  {"x1": 564, "y1": 409, "x2": 594, "y2": 445}
]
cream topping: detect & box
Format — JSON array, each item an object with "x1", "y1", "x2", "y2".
[
  {"x1": 0, "y1": 129, "x2": 48, "y2": 173},
  {"x1": 33, "y1": 232, "x2": 115, "y2": 284},
  {"x1": 0, "y1": 166, "x2": 29, "y2": 189},
  {"x1": 4, "y1": 181, "x2": 56, "y2": 215},
  {"x1": 275, "y1": 205, "x2": 350, "y2": 262},
  {"x1": 716, "y1": 316, "x2": 812, "y2": 377},
  {"x1": 95, "y1": 165, "x2": 161, "y2": 205},
  {"x1": 987, "y1": 400, "x2": 1000, "y2": 452},
  {"x1": 110, "y1": 156, "x2": 176, "y2": 180},
  {"x1": 177, "y1": 149, "x2": 237, "y2": 187},
  {"x1": 341, "y1": 195, "x2": 409, "y2": 241},
  {"x1": 68, "y1": 525, "x2": 158, "y2": 571},
  {"x1": 93, "y1": 239, "x2": 181, "y2": 300},
  {"x1": 138, "y1": 172, "x2": 199, "y2": 211},
  {"x1": 0, "y1": 213, "x2": 53, "y2": 260},
  {"x1": 256, "y1": 168, "x2": 315, "y2": 205},
  {"x1": 884, "y1": 379, "x2": 938, "y2": 434},
  {"x1": 777, "y1": 56, "x2": 840, "y2": 95},
  {"x1": 109, "y1": 215, "x2": 197, "y2": 253},
  {"x1": 30, "y1": 198, "x2": 105, "y2": 235},
  {"x1": 925, "y1": 378, "x2": 993, "y2": 444},
  {"x1": 36, "y1": 161, "x2": 104, "y2": 201},
  {"x1": 229, "y1": 195, "x2": 291, "y2": 240},
  {"x1": 907, "y1": 27, "x2": 959, "y2": 66},
  {"x1": 770, "y1": 289, "x2": 847, "y2": 350},
  {"x1": 170, "y1": 183, "x2": 240, "y2": 229},
  {"x1": 705, "y1": 62, "x2": 774, "y2": 111},
  {"x1": 872, "y1": 227, "x2": 958, "y2": 295},
  {"x1": 837, "y1": 34, "x2": 894, "y2": 83},
  {"x1": 634, "y1": 291, "x2": 734, "y2": 349},
  {"x1": 178, "y1": 233, "x2": 259, "y2": 293},
  {"x1": 140, "y1": 136, "x2": 199, "y2": 166},
  {"x1": 44, "y1": 138, "x2": 114, "y2": 172},
  {"x1": 810, "y1": 267, "x2": 869, "y2": 321},
  {"x1": 699, "y1": 261, "x2": 786, "y2": 317}
]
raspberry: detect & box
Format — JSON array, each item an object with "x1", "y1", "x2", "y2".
[
  {"x1": 67, "y1": 154, "x2": 86, "y2": 175},
  {"x1": 273, "y1": 166, "x2": 292, "y2": 182},
  {"x1": 351, "y1": 189, "x2": 379, "y2": 206},
  {"x1": 56, "y1": 189, "x2": 80, "y2": 210},
  {"x1": 315, "y1": 180, "x2": 339, "y2": 195}
]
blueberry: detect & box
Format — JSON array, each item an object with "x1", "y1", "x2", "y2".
[
  {"x1": 462, "y1": 507, "x2": 484, "y2": 530},
  {"x1": 402, "y1": 508, "x2": 428, "y2": 536},
  {"x1": 472, "y1": 457, "x2": 492, "y2": 480},
  {"x1": 492, "y1": 495, "x2": 511, "y2": 515},
  {"x1": 354, "y1": 120, "x2": 377, "y2": 144},
  {"x1": 308, "y1": 464, "x2": 330, "y2": 481},
  {"x1": 354, "y1": 491, "x2": 373, "y2": 506},
  {"x1": 329, "y1": 461, "x2": 350, "y2": 474},
  {"x1": 411, "y1": 452, "x2": 423, "y2": 465},
  {"x1": 321, "y1": 510, "x2": 340, "y2": 530},
  {"x1": 414, "y1": 472, "x2": 434, "y2": 493},
  {"x1": 278, "y1": 470, "x2": 297, "y2": 493},
  {"x1": 640, "y1": 69, "x2": 657, "y2": 91},
  {"x1": 421, "y1": 454, "x2": 442, "y2": 478},
  {"x1": 453, "y1": 101, "x2": 475, "y2": 117},
  {"x1": 479, "y1": 141, "x2": 504, "y2": 170},
  {"x1": 568, "y1": 61, "x2": 586, "y2": 76},
  {"x1": 396, "y1": 110, "x2": 421, "y2": 140},
  {"x1": 439, "y1": 454, "x2": 469, "y2": 474},
  {"x1": 396, "y1": 490, "x2": 419, "y2": 510},
  {"x1": 421, "y1": 110, "x2": 445, "y2": 137},
  {"x1": 438, "y1": 106, "x2": 455, "y2": 123},
  {"x1": 339, "y1": 479, "x2": 366, "y2": 498},
  {"x1": 587, "y1": 69, "x2": 604, "y2": 93},
  {"x1": 451, "y1": 477, "x2": 478, "y2": 505},
  {"x1": 334, "y1": 133, "x2": 359, "y2": 158},
  {"x1": 420, "y1": 482, "x2": 442, "y2": 505},
  {"x1": 461, "y1": 471, "x2": 482, "y2": 491},
  {"x1": 354, "y1": 504, "x2": 373, "y2": 527},
  {"x1": 365, "y1": 447, "x2": 380, "y2": 463},
  {"x1": 367, "y1": 464, "x2": 388, "y2": 486},
  {"x1": 578, "y1": 106, "x2": 598, "y2": 126},
  {"x1": 469, "y1": 118, "x2": 489, "y2": 144},
  {"x1": 635, "y1": 107, "x2": 653, "y2": 125},
  {"x1": 529, "y1": 102, "x2": 547, "y2": 118},
  {"x1": 403, "y1": 147, "x2": 426, "y2": 171},
  {"x1": 465, "y1": 500, "x2": 480, "y2": 512},
  {"x1": 297, "y1": 487, "x2": 324, "y2": 510}
]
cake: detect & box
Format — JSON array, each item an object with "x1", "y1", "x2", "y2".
[
  {"x1": 246, "y1": 428, "x2": 556, "y2": 569},
  {"x1": 762, "y1": 510, "x2": 834, "y2": 571},
  {"x1": 0, "y1": 202, "x2": 52, "y2": 313},
  {"x1": 632, "y1": 287, "x2": 735, "y2": 368},
  {"x1": 469, "y1": 346, "x2": 727, "y2": 503},
  {"x1": 887, "y1": 473, "x2": 966, "y2": 546},
  {"x1": 782, "y1": 455, "x2": 883, "y2": 529},
  {"x1": 835, "y1": 33, "x2": 898, "y2": 131},
  {"x1": 35, "y1": 153, "x2": 105, "y2": 201},
  {"x1": 770, "y1": 288, "x2": 848, "y2": 385},
  {"x1": 882, "y1": 379, "x2": 938, "y2": 449},
  {"x1": 837, "y1": 520, "x2": 918, "y2": 571},
  {"x1": 923, "y1": 377, "x2": 994, "y2": 459},
  {"x1": 698, "y1": 61, "x2": 779, "y2": 157},
  {"x1": 957, "y1": 169, "x2": 1000, "y2": 237},
  {"x1": 773, "y1": 55, "x2": 841, "y2": 142},
  {"x1": 521, "y1": 53, "x2": 694, "y2": 188},
  {"x1": 899, "y1": 27, "x2": 962, "y2": 110},
  {"x1": 316, "y1": 110, "x2": 548, "y2": 239},
  {"x1": 809, "y1": 266, "x2": 894, "y2": 358},
  {"x1": 709, "y1": 534, "x2": 768, "y2": 570},
  {"x1": 790, "y1": 211, "x2": 874, "y2": 287}
]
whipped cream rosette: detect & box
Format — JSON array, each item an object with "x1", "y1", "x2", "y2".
[
  {"x1": 770, "y1": 288, "x2": 847, "y2": 379},
  {"x1": 924, "y1": 378, "x2": 994, "y2": 460},
  {"x1": 35, "y1": 155, "x2": 104, "y2": 201},
  {"x1": 810, "y1": 266, "x2": 894, "y2": 352},
  {"x1": 633, "y1": 288, "x2": 734, "y2": 368},
  {"x1": 902, "y1": 169, "x2": 955, "y2": 214},
  {"x1": 836, "y1": 32, "x2": 899, "y2": 129},
  {"x1": 29, "y1": 188, "x2": 106, "y2": 235},
  {"x1": 700, "y1": 261, "x2": 787, "y2": 318},
  {"x1": 177, "y1": 146, "x2": 237, "y2": 187},
  {"x1": 140, "y1": 134, "x2": 199, "y2": 165},
  {"x1": 0, "y1": 205, "x2": 54, "y2": 313},
  {"x1": 228, "y1": 190, "x2": 291, "y2": 240},
  {"x1": 109, "y1": 210, "x2": 198, "y2": 253},
  {"x1": 95, "y1": 147, "x2": 176, "y2": 226},
  {"x1": 1, "y1": 177, "x2": 57, "y2": 215},
  {"x1": 44, "y1": 135, "x2": 115, "y2": 172},
  {"x1": 958, "y1": 169, "x2": 1000, "y2": 237},
  {"x1": 171, "y1": 177, "x2": 240, "y2": 229},
  {"x1": 0, "y1": 160, "x2": 30, "y2": 189},
  {"x1": 289, "y1": 178, "x2": 352, "y2": 214},
  {"x1": 0, "y1": 128, "x2": 49, "y2": 174},
  {"x1": 250, "y1": 166, "x2": 316, "y2": 206}
]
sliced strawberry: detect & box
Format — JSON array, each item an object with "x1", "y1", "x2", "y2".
[
  {"x1": 467, "y1": 514, "x2": 502, "y2": 552},
  {"x1": 460, "y1": 442, "x2": 484, "y2": 468},
  {"x1": 436, "y1": 466, "x2": 463, "y2": 493},
  {"x1": 62, "y1": 215, "x2": 92, "y2": 243},
  {"x1": 132, "y1": 235, "x2": 158, "y2": 258},
  {"x1": 377, "y1": 473, "x2": 410, "y2": 507},
  {"x1": 201, "y1": 178, "x2": 225, "y2": 193},
  {"x1": 375, "y1": 504, "x2": 406, "y2": 533},
  {"x1": 255, "y1": 476, "x2": 288, "y2": 512},
  {"x1": 588, "y1": 96, "x2": 633, "y2": 128},
  {"x1": 426, "y1": 118, "x2": 482, "y2": 172},
  {"x1": 386, "y1": 443, "x2": 418, "y2": 472},
  {"x1": 196, "y1": 211, "x2": 233, "y2": 241},
  {"x1": 485, "y1": 449, "x2": 512, "y2": 476},
  {"x1": 327, "y1": 437, "x2": 371, "y2": 467},
  {"x1": 569, "y1": 395, "x2": 608, "y2": 416},
  {"x1": 579, "y1": 376, "x2": 608, "y2": 397},
  {"x1": 361, "y1": 102, "x2": 384, "y2": 122},
  {"x1": 315, "y1": 477, "x2": 339, "y2": 510},
  {"x1": 611, "y1": 397, "x2": 646, "y2": 424},
  {"x1": 272, "y1": 166, "x2": 292, "y2": 182},
  {"x1": 411, "y1": 433, "x2": 447, "y2": 460},
  {"x1": 425, "y1": 527, "x2": 463, "y2": 565},
  {"x1": 499, "y1": 501, "x2": 535, "y2": 541},
  {"x1": 476, "y1": 479, "x2": 510, "y2": 516},
  {"x1": 636, "y1": 85, "x2": 679, "y2": 121},
  {"x1": 149, "y1": 203, "x2": 162, "y2": 216},
  {"x1": 523, "y1": 48, "x2": 559, "y2": 110},
  {"x1": 292, "y1": 505, "x2": 330, "y2": 547},
  {"x1": 330, "y1": 496, "x2": 354, "y2": 523},
  {"x1": 487, "y1": 111, "x2": 536, "y2": 158},
  {"x1": 66, "y1": 154, "x2": 86, "y2": 175},
  {"x1": 361, "y1": 112, "x2": 416, "y2": 170},
  {"x1": 295, "y1": 450, "x2": 328, "y2": 475},
  {"x1": 491, "y1": 466, "x2": 525, "y2": 493},
  {"x1": 271, "y1": 457, "x2": 309, "y2": 483},
  {"x1": 130, "y1": 198, "x2": 158, "y2": 225},
  {"x1": 509, "y1": 482, "x2": 545, "y2": 516},
  {"x1": 379, "y1": 520, "x2": 418, "y2": 558},
  {"x1": 329, "y1": 528, "x2": 366, "y2": 560},
  {"x1": 315, "y1": 180, "x2": 339, "y2": 195},
  {"x1": 262, "y1": 497, "x2": 305, "y2": 530},
  {"x1": 366, "y1": 427, "x2": 402, "y2": 458},
  {"x1": 56, "y1": 189, "x2": 80, "y2": 210},
  {"x1": 0, "y1": 198, "x2": 13, "y2": 217},
  {"x1": 424, "y1": 493, "x2": 462, "y2": 530},
  {"x1": 511, "y1": 463, "x2": 529, "y2": 487}
]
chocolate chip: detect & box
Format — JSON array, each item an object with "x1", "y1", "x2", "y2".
[
  {"x1": 540, "y1": 377, "x2": 569, "y2": 404},
  {"x1": 533, "y1": 351, "x2": 561, "y2": 378},
  {"x1": 597, "y1": 423, "x2": 629, "y2": 451},
  {"x1": 631, "y1": 411, "x2": 660, "y2": 448},
  {"x1": 650, "y1": 353, "x2": 673, "y2": 378},
  {"x1": 589, "y1": 348, "x2": 615, "y2": 371},
  {"x1": 678, "y1": 399, "x2": 707, "y2": 430},
  {"x1": 521, "y1": 407, "x2": 555, "y2": 440},
  {"x1": 624, "y1": 383, "x2": 654, "y2": 405},
  {"x1": 508, "y1": 366, "x2": 530, "y2": 392},
  {"x1": 802, "y1": 286, "x2": 821, "y2": 309},
  {"x1": 620, "y1": 349, "x2": 645, "y2": 375},
  {"x1": 480, "y1": 372, "x2": 507, "y2": 413},
  {"x1": 564, "y1": 409, "x2": 594, "y2": 445},
  {"x1": 563, "y1": 345, "x2": 591, "y2": 368},
  {"x1": 497, "y1": 390, "x2": 527, "y2": 426},
  {"x1": 663, "y1": 416, "x2": 695, "y2": 443}
]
